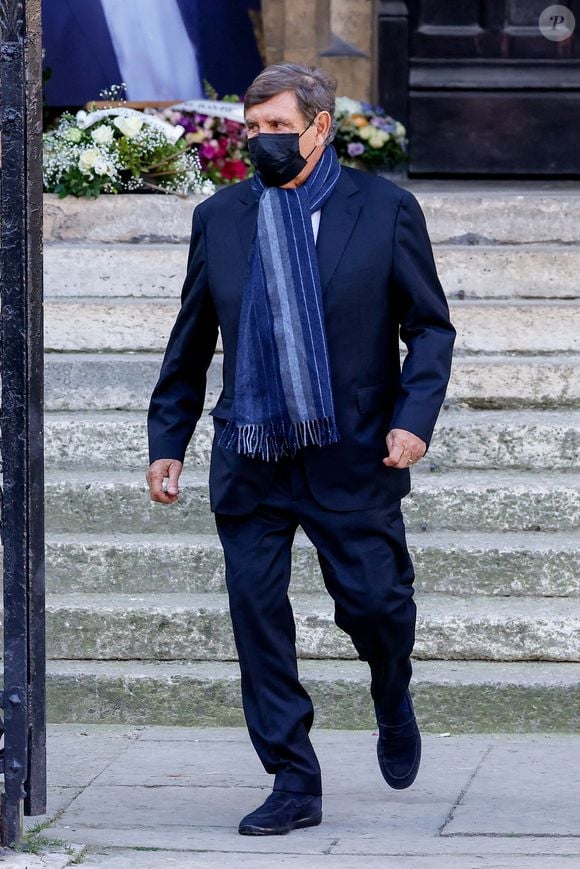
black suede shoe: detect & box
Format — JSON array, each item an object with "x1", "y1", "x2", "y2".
[
  {"x1": 239, "y1": 790, "x2": 322, "y2": 836},
  {"x1": 376, "y1": 689, "x2": 421, "y2": 789}
]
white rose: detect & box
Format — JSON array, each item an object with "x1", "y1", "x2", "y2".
[
  {"x1": 113, "y1": 115, "x2": 144, "y2": 138},
  {"x1": 395, "y1": 121, "x2": 405, "y2": 137},
  {"x1": 369, "y1": 134, "x2": 387, "y2": 149},
  {"x1": 358, "y1": 125, "x2": 374, "y2": 140},
  {"x1": 78, "y1": 148, "x2": 100, "y2": 173},
  {"x1": 76, "y1": 110, "x2": 88, "y2": 126},
  {"x1": 91, "y1": 125, "x2": 114, "y2": 145},
  {"x1": 93, "y1": 158, "x2": 111, "y2": 176}
]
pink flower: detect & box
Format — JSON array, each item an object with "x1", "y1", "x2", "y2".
[
  {"x1": 225, "y1": 119, "x2": 244, "y2": 135},
  {"x1": 221, "y1": 159, "x2": 248, "y2": 180},
  {"x1": 200, "y1": 142, "x2": 218, "y2": 160}
]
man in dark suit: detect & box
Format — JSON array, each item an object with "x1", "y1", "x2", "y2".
[
  {"x1": 42, "y1": 0, "x2": 263, "y2": 105},
  {"x1": 146, "y1": 63, "x2": 456, "y2": 836}
]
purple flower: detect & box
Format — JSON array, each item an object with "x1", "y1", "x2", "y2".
[
  {"x1": 347, "y1": 142, "x2": 365, "y2": 157},
  {"x1": 371, "y1": 116, "x2": 397, "y2": 133},
  {"x1": 178, "y1": 116, "x2": 198, "y2": 134}
]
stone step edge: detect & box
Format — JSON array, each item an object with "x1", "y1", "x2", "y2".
[
  {"x1": 44, "y1": 529, "x2": 580, "y2": 550},
  {"x1": 43, "y1": 466, "x2": 580, "y2": 489},
  {"x1": 46, "y1": 657, "x2": 580, "y2": 686},
  {"x1": 43, "y1": 407, "x2": 580, "y2": 425},
  {"x1": 43, "y1": 240, "x2": 580, "y2": 251},
  {"x1": 42, "y1": 296, "x2": 580, "y2": 309},
  {"x1": 40, "y1": 590, "x2": 580, "y2": 616},
  {"x1": 43, "y1": 351, "x2": 580, "y2": 363},
  {"x1": 44, "y1": 658, "x2": 580, "y2": 731}
]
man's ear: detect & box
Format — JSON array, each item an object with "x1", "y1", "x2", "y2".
[{"x1": 315, "y1": 110, "x2": 331, "y2": 144}]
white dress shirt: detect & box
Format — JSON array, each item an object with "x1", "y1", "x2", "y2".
[
  {"x1": 100, "y1": 0, "x2": 204, "y2": 101},
  {"x1": 312, "y1": 209, "x2": 321, "y2": 243}
]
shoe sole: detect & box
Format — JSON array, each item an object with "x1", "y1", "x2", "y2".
[{"x1": 239, "y1": 812, "x2": 323, "y2": 836}]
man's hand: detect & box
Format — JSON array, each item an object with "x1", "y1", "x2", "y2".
[
  {"x1": 383, "y1": 428, "x2": 426, "y2": 469},
  {"x1": 146, "y1": 459, "x2": 183, "y2": 504}
]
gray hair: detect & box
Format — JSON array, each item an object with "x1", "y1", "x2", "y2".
[{"x1": 244, "y1": 63, "x2": 338, "y2": 144}]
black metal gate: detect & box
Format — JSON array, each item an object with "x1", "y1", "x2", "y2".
[{"x1": 0, "y1": 0, "x2": 47, "y2": 846}]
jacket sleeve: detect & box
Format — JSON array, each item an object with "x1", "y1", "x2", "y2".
[
  {"x1": 388, "y1": 189, "x2": 456, "y2": 452},
  {"x1": 147, "y1": 204, "x2": 219, "y2": 464}
]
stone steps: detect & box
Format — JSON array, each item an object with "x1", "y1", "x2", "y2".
[
  {"x1": 43, "y1": 186, "x2": 580, "y2": 244},
  {"x1": 36, "y1": 186, "x2": 580, "y2": 731},
  {"x1": 44, "y1": 408, "x2": 580, "y2": 471},
  {"x1": 44, "y1": 353, "x2": 580, "y2": 410},
  {"x1": 44, "y1": 530, "x2": 580, "y2": 597},
  {"x1": 31, "y1": 591, "x2": 580, "y2": 662},
  {"x1": 43, "y1": 658, "x2": 580, "y2": 731},
  {"x1": 43, "y1": 242, "x2": 580, "y2": 300},
  {"x1": 42, "y1": 298, "x2": 580, "y2": 353}
]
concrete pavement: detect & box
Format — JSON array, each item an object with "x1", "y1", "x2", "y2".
[{"x1": 3, "y1": 725, "x2": 579, "y2": 868}]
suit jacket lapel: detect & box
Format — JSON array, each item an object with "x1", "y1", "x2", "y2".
[
  {"x1": 234, "y1": 188, "x2": 259, "y2": 264},
  {"x1": 315, "y1": 168, "x2": 362, "y2": 294},
  {"x1": 234, "y1": 166, "x2": 362, "y2": 299}
]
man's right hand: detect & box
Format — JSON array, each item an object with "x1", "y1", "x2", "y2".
[{"x1": 146, "y1": 459, "x2": 183, "y2": 504}]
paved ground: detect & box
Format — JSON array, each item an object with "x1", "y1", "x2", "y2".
[{"x1": 2, "y1": 725, "x2": 580, "y2": 868}]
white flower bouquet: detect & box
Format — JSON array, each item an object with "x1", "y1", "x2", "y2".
[
  {"x1": 333, "y1": 97, "x2": 408, "y2": 173},
  {"x1": 43, "y1": 106, "x2": 215, "y2": 198}
]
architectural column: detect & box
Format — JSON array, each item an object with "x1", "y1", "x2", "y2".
[{"x1": 260, "y1": 0, "x2": 374, "y2": 102}]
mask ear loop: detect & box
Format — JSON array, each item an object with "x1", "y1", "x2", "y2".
[{"x1": 299, "y1": 117, "x2": 319, "y2": 161}]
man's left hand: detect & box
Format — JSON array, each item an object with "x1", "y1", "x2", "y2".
[{"x1": 383, "y1": 428, "x2": 427, "y2": 469}]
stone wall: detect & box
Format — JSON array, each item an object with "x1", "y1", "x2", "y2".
[{"x1": 260, "y1": 0, "x2": 374, "y2": 101}]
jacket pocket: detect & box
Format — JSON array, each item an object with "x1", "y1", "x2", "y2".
[{"x1": 357, "y1": 382, "x2": 389, "y2": 415}]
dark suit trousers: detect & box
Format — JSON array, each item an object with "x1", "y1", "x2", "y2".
[{"x1": 213, "y1": 448, "x2": 417, "y2": 796}]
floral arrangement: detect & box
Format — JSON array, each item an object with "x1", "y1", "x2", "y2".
[
  {"x1": 147, "y1": 94, "x2": 251, "y2": 185},
  {"x1": 43, "y1": 106, "x2": 215, "y2": 198},
  {"x1": 43, "y1": 89, "x2": 408, "y2": 195},
  {"x1": 333, "y1": 97, "x2": 407, "y2": 172}
]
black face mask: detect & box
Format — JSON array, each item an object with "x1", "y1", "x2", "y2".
[{"x1": 248, "y1": 120, "x2": 318, "y2": 186}]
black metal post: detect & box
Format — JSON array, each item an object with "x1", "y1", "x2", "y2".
[{"x1": 0, "y1": 0, "x2": 46, "y2": 846}]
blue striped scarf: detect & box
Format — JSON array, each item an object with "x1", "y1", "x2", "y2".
[{"x1": 218, "y1": 144, "x2": 342, "y2": 461}]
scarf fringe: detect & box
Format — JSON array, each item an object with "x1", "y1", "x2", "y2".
[{"x1": 218, "y1": 415, "x2": 341, "y2": 462}]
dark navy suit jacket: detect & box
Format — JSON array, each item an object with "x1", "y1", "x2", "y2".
[
  {"x1": 147, "y1": 166, "x2": 456, "y2": 514},
  {"x1": 42, "y1": 0, "x2": 263, "y2": 105}
]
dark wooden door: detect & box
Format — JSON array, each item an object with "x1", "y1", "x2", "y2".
[{"x1": 378, "y1": 1, "x2": 580, "y2": 176}]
